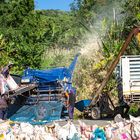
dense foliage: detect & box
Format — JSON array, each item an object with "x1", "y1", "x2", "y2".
[
  {"x1": 72, "y1": 0, "x2": 140, "y2": 100},
  {"x1": 0, "y1": 0, "x2": 45, "y2": 73}
]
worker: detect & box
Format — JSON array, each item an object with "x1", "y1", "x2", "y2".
[
  {"x1": 67, "y1": 87, "x2": 76, "y2": 121},
  {"x1": 1, "y1": 63, "x2": 13, "y2": 79},
  {"x1": 0, "y1": 93, "x2": 8, "y2": 120},
  {"x1": 0, "y1": 63, "x2": 13, "y2": 93},
  {"x1": 117, "y1": 77, "x2": 130, "y2": 118},
  {"x1": 0, "y1": 75, "x2": 9, "y2": 120},
  {"x1": 0, "y1": 63, "x2": 13, "y2": 120}
]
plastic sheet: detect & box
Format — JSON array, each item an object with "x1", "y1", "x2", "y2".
[{"x1": 9, "y1": 101, "x2": 63, "y2": 125}]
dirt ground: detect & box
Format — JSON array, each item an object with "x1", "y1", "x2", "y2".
[{"x1": 55, "y1": 118, "x2": 112, "y2": 127}]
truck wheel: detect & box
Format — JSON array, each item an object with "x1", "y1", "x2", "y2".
[{"x1": 91, "y1": 107, "x2": 101, "y2": 120}]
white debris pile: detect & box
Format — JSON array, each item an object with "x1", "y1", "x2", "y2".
[
  {"x1": 0, "y1": 119, "x2": 80, "y2": 140},
  {"x1": 0, "y1": 115, "x2": 140, "y2": 140},
  {"x1": 0, "y1": 120, "x2": 57, "y2": 140},
  {"x1": 104, "y1": 115, "x2": 140, "y2": 140},
  {"x1": 54, "y1": 121, "x2": 80, "y2": 140},
  {"x1": 79, "y1": 114, "x2": 140, "y2": 140}
]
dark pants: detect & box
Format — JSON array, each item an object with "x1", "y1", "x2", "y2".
[
  {"x1": 0, "y1": 108, "x2": 7, "y2": 120},
  {"x1": 120, "y1": 103, "x2": 130, "y2": 118},
  {"x1": 68, "y1": 105, "x2": 74, "y2": 119},
  {"x1": 123, "y1": 104, "x2": 130, "y2": 117}
]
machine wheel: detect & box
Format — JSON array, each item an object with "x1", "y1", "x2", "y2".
[{"x1": 91, "y1": 107, "x2": 101, "y2": 120}]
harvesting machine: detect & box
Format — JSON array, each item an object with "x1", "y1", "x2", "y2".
[{"x1": 7, "y1": 54, "x2": 79, "y2": 124}]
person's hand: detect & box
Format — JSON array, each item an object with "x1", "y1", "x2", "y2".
[{"x1": 66, "y1": 104, "x2": 70, "y2": 108}]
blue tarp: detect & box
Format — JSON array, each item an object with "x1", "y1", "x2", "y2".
[
  {"x1": 9, "y1": 101, "x2": 63, "y2": 125},
  {"x1": 23, "y1": 68, "x2": 70, "y2": 83},
  {"x1": 75, "y1": 99, "x2": 92, "y2": 112},
  {"x1": 22, "y1": 54, "x2": 80, "y2": 91}
]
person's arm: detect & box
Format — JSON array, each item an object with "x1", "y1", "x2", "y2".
[
  {"x1": 65, "y1": 92, "x2": 69, "y2": 107},
  {"x1": 1, "y1": 66, "x2": 9, "y2": 78}
]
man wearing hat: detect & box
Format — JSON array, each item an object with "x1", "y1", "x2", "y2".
[
  {"x1": 1, "y1": 63, "x2": 13, "y2": 79},
  {"x1": 0, "y1": 63, "x2": 13, "y2": 119},
  {"x1": 68, "y1": 87, "x2": 76, "y2": 120}
]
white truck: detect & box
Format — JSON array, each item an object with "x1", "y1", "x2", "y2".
[{"x1": 119, "y1": 55, "x2": 140, "y2": 103}]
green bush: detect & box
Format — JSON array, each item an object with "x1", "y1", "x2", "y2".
[{"x1": 129, "y1": 103, "x2": 140, "y2": 116}]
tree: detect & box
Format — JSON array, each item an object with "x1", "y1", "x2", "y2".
[
  {"x1": 123, "y1": 0, "x2": 140, "y2": 30},
  {"x1": 0, "y1": 0, "x2": 45, "y2": 73},
  {"x1": 120, "y1": 0, "x2": 140, "y2": 54},
  {"x1": 70, "y1": 0, "x2": 96, "y2": 31},
  {"x1": 37, "y1": 10, "x2": 85, "y2": 49}
]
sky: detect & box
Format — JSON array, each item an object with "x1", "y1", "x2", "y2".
[{"x1": 35, "y1": 0, "x2": 74, "y2": 11}]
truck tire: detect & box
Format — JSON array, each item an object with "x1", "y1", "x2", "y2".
[{"x1": 91, "y1": 107, "x2": 101, "y2": 120}]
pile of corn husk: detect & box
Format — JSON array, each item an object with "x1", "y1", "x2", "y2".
[
  {"x1": 0, "y1": 114, "x2": 140, "y2": 140},
  {"x1": 0, "y1": 119, "x2": 80, "y2": 140},
  {"x1": 79, "y1": 114, "x2": 140, "y2": 140}
]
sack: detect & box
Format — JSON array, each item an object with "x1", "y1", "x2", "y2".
[
  {"x1": 6, "y1": 75, "x2": 19, "y2": 90},
  {"x1": 0, "y1": 75, "x2": 8, "y2": 94}
]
